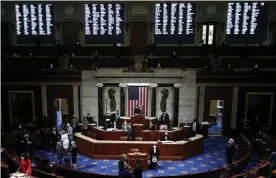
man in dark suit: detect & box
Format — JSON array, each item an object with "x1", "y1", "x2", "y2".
[
  {"x1": 82, "y1": 117, "x2": 89, "y2": 135},
  {"x1": 158, "y1": 111, "x2": 170, "y2": 129},
  {"x1": 269, "y1": 152, "x2": 276, "y2": 178},
  {"x1": 134, "y1": 105, "x2": 141, "y2": 115},
  {"x1": 118, "y1": 154, "x2": 131, "y2": 177},
  {"x1": 127, "y1": 126, "x2": 134, "y2": 141},
  {"x1": 51, "y1": 127, "x2": 59, "y2": 152},
  {"x1": 71, "y1": 114, "x2": 79, "y2": 131},
  {"x1": 133, "y1": 159, "x2": 143, "y2": 178},
  {"x1": 190, "y1": 119, "x2": 200, "y2": 136},
  {"x1": 225, "y1": 138, "x2": 237, "y2": 165},
  {"x1": 149, "y1": 144, "x2": 160, "y2": 169},
  {"x1": 43, "y1": 113, "x2": 51, "y2": 129}
]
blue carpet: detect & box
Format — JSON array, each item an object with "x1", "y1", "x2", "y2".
[
  {"x1": 36, "y1": 136, "x2": 231, "y2": 177},
  {"x1": 208, "y1": 120, "x2": 222, "y2": 134}
]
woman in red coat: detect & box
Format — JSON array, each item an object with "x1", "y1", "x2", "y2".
[{"x1": 17, "y1": 153, "x2": 32, "y2": 176}]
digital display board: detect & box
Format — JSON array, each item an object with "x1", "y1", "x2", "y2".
[
  {"x1": 15, "y1": 4, "x2": 55, "y2": 44},
  {"x1": 154, "y1": 3, "x2": 196, "y2": 44},
  {"x1": 84, "y1": 3, "x2": 124, "y2": 44},
  {"x1": 225, "y1": 2, "x2": 269, "y2": 44}
]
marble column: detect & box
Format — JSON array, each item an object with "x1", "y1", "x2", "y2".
[
  {"x1": 231, "y1": 87, "x2": 239, "y2": 129},
  {"x1": 150, "y1": 84, "x2": 158, "y2": 117},
  {"x1": 198, "y1": 86, "x2": 205, "y2": 123},
  {"x1": 173, "y1": 84, "x2": 181, "y2": 127},
  {"x1": 119, "y1": 83, "x2": 127, "y2": 117},
  {"x1": 41, "y1": 85, "x2": 48, "y2": 115},
  {"x1": 97, "y1": 83, "x2": 104, "y2": 126},
  {"x1": 73, "y1": 85, "x2": 79, "y2": 119}
]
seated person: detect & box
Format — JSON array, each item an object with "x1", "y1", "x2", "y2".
[
  {"x1": 161, "y1": 132, "x2": 171, "y2": 141},
  {"x1": 85, "y1": 113, "x2": 93, "y2": 123},
  {"x1": 171, "y1": 50, "x2": 177, "y2": 58},
  {"x1": 148, "y1": 121, "x2": 157, "y2": 131},
  {"x1": 92, "y1": 51, "x2": 100, "y2": 59},
  {"x1": 121, "y1": 121, "x2": 130, "y2": 131},
  {"x1": 149, "y1": 144, "x2": 159, "y2": 169},
  {"x1": 133, "y1": 159, "x2": 143, "y2": 178},
  {"x1": 134, "y1": 105, "x2": 141, "y2": 115},
  {"x1": 158, "y1": 110, "x2": 170, "y2": 129},
  {"x1": 127, "y1": 125, "x2": 134, "y2": 141}
]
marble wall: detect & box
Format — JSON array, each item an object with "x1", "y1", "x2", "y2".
[
  {"x1": 81, "y1": 69, "x2": 197, "y2": 125},
  {"x1": 81, "y1": 71, "x2": 98, "y2": 122},
  {"x1": 103, "y1": 87, "x2": 120, "y2": 114}
]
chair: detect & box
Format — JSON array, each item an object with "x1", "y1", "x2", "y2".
[
  {"x1": 120, "y1": 136, "x2": 127, "y2": 141},
  {"x1": 135, "y1": 137, "x2": 143, "y2": 141},
  {"x1": 130, "y1": 148, "x2": 139, "y2": 153}
]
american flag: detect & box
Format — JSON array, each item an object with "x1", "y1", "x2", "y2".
[{"x1": 128, "y1": 86, "x2": 148, "y2": 117}]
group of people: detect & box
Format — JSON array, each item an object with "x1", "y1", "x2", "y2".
[{"x1": 118, "y1": 144, "x2": 160, "y2": 178}]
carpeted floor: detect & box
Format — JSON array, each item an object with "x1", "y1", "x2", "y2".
[
  {"x1": 208, "y1": 120, "x2": 222, "y2": 134},
  {"x1": 36, "y1": 136, "x2": 230, "y2": 177}
]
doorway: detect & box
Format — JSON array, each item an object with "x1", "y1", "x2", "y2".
[
  {"x1": 54, "y1": 98, "x2": 69, "y2": 131},
  {"x1": 201, "y1": 23, "x2": 218, "y2": 45},
  {"x1": 208, "y1": 100, "x2": 224, "y2": 134}
]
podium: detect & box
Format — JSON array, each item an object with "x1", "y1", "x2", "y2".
[{"x1": 131, "y1": 115, "x2": 148, "y2": 130}]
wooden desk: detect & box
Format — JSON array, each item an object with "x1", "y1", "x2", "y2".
[
  {"x1": 127, "y1": 153, "x2": 148, "y2": 171},
  {"x1": 88, "y1": 127, "x2": 192, "y2": 141},
  {"x1": 119, "y1": 117, "x2": 158, "y2": 130},
  {"x1": 75, "y1": 133, "x2": 204, "y2": 160}
]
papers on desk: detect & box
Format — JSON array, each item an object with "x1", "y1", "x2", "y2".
[
  {"x1": 183, "y1": 125, "x2": 190, "y2": 128},
  {"x1": 120, "y1": 117, "x2": 130, "y2": 120},
  {"x1": 189, "y1": 134, "x2": 203, "y2": 141},
  {"x1": 106, "y1": 128, "x2": 116, "y2": 131},
  {"x1": 172, "y1": 127, "x2": 178, "y2": 130},
  {"x1": 10, "y1": 172, "x2": 28, "y2": 178},
  {"x1": 201, "y1": 121, "x2": 209, "y2": 125}
]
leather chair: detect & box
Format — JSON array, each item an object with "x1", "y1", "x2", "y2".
[
  {"x1": 135, "y1": 137, "x2": 143, "y2": 141},
  {"x1": 120, "y1": 136, "x2": 127, "y2": 141},
  {"x1": 130, "y1": 148, "x2": 139, "y2": 153}
]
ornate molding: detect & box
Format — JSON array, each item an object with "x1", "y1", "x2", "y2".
[
  {"x1": 149, "y1": 84, "x2": 158, "y2": 88},
  {"x1": 96, "y1": 83, "x2": 103, "y2": 87},
  {"x1": 119, "y1": 83, "x2": 127, "y2": 87},
  {"x1": 174, "y1": 83, "x2": 182, "y2": 88}
]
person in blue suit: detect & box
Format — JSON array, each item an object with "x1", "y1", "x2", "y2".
[{"x1": 127, "y1": 125, "x2": 134, "y2": 141}]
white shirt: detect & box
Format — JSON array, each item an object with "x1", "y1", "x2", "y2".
[
  {"x1": 193, "y1": 122, "x2": 196, "y2": 132},
  {"x1": 153, "y1": 148, "x2": 156, "y2": 153}
]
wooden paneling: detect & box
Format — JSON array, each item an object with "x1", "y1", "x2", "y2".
[
  {"x1": 46, "y1": 86, "x2": 74, "y2": 127},
  {"x1": 1, "y1": 86, "x2": 42, "y2": 129},
  {"x1": 131, "y1": 22, "x2": 147, "y2": 54},
  {"x1": 237, "y1": 87, "x2": 276, "y2": 132},
  {"x1": 62, "y1": 22, "x2": 78, "y2": 46},
  {"x1": 204, "y1": 86, "x2": 233, "y2": 135}
]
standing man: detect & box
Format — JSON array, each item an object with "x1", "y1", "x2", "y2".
[
  {"x1": 51, "y1": 127, "x2": 59, "y2": 152},
  {"x1": 134, "y1": 105, "x2": 141, "y2": 115},
  {"x1": 71, "y1": 114, "x2": 79, "y2": 132},
  {"x1": 226, "y1": 138, "x2": 237, "y2": 166},
  {"x1": 43, "y1": 113, "x2": 51, "y2": 129},
  {"x1": 158, "y1": 110, "x2": 170, "y2": 129},
  {"x1": 127, "y1": 125, "x2": 134, "y2": 141},
  {"x1": 82, "y1": 117, "x2": 89, "y2": 135},
  {"x1": 56, "y1": 141, "x2": 63, "y2": 166},
  {"x1": 67, "y1": 123, "x2": 73, "y2": 142},
  {"x1": 133, "y1": 159, "x2": 143, "y2": 178},
  {"x1": 190, "y1": 119, "x2": 200, "y2": 136},
  {"x1": 149, "y1": 144, "x2": 160, "y2": 169}
]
